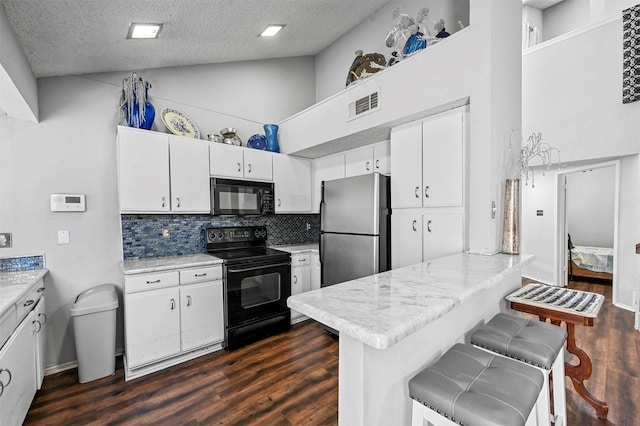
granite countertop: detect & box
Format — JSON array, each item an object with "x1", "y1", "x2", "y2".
[
  {"x1": 288, "y1": 253, "x2": 533, "y2": 350},
  {"x1": 0, "y1": 269, "x2": 49, "y2": 318},
  {"x1": 270, "y1": 243, "x2": 319, "y2": 254},
  {"x1": 122, "y1": 253, "x2": 222, "y2": 275}
]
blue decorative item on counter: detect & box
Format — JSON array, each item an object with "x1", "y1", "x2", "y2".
[
  {"x1": 247, "y1": 134, "x2": 267, "y2": 150},
  {"x1": 120, "y1": 72, "x2": 155, "y2": 130},
  {"x1": 264, "y1": 124, "x2": 280, "y2": 153},
  {"x1": 403, "y1": 32, "x2": 426, "y2": 56}
]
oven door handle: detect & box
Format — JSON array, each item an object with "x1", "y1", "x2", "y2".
[{"x1": 227, "y1": 261, "x2": 291, "y2": 273}]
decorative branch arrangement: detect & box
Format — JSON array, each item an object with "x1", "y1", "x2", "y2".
[{"x1": 506, "y1": 131, "x2": 561, "y2": 187}]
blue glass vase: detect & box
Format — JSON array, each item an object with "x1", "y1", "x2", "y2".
[
  {"x1": 264, "y1": 124, "x2": 280, "y2": 153},
  {"x1": 125, "y1": 88, "x2": 155, "y2": 130},
  {"x1": 403, "y1": 32, "x2": 427, "y2": 56}
]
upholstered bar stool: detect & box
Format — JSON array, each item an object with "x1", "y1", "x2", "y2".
[
  {"x1": 470, "y1": 313, "x2": 568, "y2": 426},
  {"x1": 408, "y1": 343, "x2": 544, "y2": 426}
]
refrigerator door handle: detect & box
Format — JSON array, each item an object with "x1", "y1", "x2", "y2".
[{"x1": 319, "y1": 199, "x2": 325, "y2": 265}]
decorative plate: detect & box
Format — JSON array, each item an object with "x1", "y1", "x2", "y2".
[{"x1": 160, "y1": 107, "x2": 200, "y2": 139}]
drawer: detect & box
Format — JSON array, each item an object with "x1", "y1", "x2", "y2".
[
  {"x1": 180, "y1": 266, "x2": 222, "y2": 285},
  {"x1": 291, "y1": 253, "x2": 310, "y2": 267},
  {"x1": 125, "y1": 271, "x2": 179, "y2": 293},
  {"x1": 0, "y1": 305, "x2": 17, "y2": 350},
  {"x1": 16, "y1": 280, "x2": 44, "y2": 324}
]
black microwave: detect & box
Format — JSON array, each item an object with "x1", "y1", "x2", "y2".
[{"x1": 210, "y1": 178, "x2": 275, "y2": 216}]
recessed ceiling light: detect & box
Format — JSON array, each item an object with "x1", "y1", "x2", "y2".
[
  {"x1": 259, "y1": 25, "x2": 285, "y2": 37},
  {"x1": 127, "y1": 23, "x2": 164, "y2": 39}
]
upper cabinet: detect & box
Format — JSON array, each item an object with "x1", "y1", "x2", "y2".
[
  {"x1": 391, "y1": 107, "x2": 464, "y2": 209},
  {"x1": 272, "y1": 154, "x2": 312, "y2": 213},
  {"x1": 117, "y1": 126, "x2": 210, "y2": 213},
  {"x1": 344, "y1": 140, "x2": 390, "y2": 177},
  {"x1": 209, "y1": 143, "x2": 273, "y2": 181}
]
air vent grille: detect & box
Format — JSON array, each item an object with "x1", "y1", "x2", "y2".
[{"x1": 348, "y1": 89, "x2": 380, "y2": 120}]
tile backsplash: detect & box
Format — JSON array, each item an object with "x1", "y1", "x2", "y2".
[
  {"x1": 121, "y1": 214, "x2": 320, "y2": 260},
  {"x1": 0, "y1": 254, "x2": 45, "y2": 272}
]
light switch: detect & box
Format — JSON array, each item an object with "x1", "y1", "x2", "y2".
[{"x1": 58, "y1": 230, "x2": 70, "y2": 244}]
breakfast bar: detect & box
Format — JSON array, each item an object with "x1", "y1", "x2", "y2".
[{"x1": 288, "y1": 252, "x2": 533, "y2": 425}]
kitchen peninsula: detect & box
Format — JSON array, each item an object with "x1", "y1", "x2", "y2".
[{"x1": 288, "y1": 252, "x2": 533, "y2": 425}]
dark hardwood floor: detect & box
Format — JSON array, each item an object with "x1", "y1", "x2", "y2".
[{"x1": 25, "y1": 279, "x2": 638, "y2": 425}]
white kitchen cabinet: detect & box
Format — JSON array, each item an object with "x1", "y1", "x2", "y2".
[
  {"x1": 345, "y1": 140, "x2": 391, "y2": 178},
  {"x1": 290, "y1": 253, "x2": 311, "y2": 322},
  {"x1": 117, "y1": 126, "x2": 210, "y2": 213},
  {"x1": 391, "y1": 108, "x2": 464, "y2": 209},
  {"x1": 312, "y1": 152, "x2": 345, "y2": 214},
  {"x1": 180, "y1": 281, "x2": 224, "y2": 352},
  {"x1": 125, "y1": 286, "x2": 181, "y2": 369},
  {"x1": 423, "y1": 213, "x2": 463, "y2": 261},
  {"x1": 310, "y1": 252, "x2": 321, "y2": 291},
  {"x1": 391, "y1": 213, "x2": 423, "y2": 269},
  {"x1": 33, "y1": 297, "x2": 46, "y2": 389},
  {"x1": 209, "y1": 143, "x2": 273, "y2": 181},
  {"x1": 0, "y1": 311, "x2": 37, "y2": 426},
  {"x1": 272, "y1": 154, "x2": 312, "y2": 213},
  {"x1": 392, "y1": 212, "x2": 464, "y2": 268},
  {"x1": 124, "y1": 264, "x2": 224, "y2": 380},
  {"x1": 169, "y1": 137, "x2": 211, "y2": 212},
  {"x1": 117, "y1": 127, "x2": 170, "y2": 212}
]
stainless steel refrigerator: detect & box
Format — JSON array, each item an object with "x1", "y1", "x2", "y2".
[{"x1": 320, "y1": 173, "x2": 391, "y2": 288}]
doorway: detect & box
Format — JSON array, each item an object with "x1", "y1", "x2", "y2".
[{"x1": 556, "y1": 160, "x2": 620, "y2": 303}]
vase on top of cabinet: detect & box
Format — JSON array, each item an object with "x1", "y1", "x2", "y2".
[{"x1": 264, "y1": 124, "x2": 280, "y2": 153}]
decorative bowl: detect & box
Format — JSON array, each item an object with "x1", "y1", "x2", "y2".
[{"x1": 247, "y1": 134, "x2": 267, "y2": 150}]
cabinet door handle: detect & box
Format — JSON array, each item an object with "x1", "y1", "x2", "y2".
[
  {"x1": 248, "y1": 164, "x2": 252, "y2": 173},
  {"x1": 170, "y1": 298, "x2": 176, "y2": 310},
  {"x1": 427, "y1": 220, "x2": 432, "y2": 233},
  {"x1": 424, "y1": 186, "x2": 430, "y2": 198},
  {"x1": 37, "y1": 287, "x2": 45, "y2": 293},
  {"x1": 23, "y1": 299, "x2": 34, "y2": 307},
  {"x1": 277, "y1": 198, "x2": 281, "y2": 207},
  {"x1": 0, "y1": 368, "x2": 12, "y2": 388},
  {"x1": 366, "y1": 161, "x2": 371, "y2": 171},
  {"x1": 146, "y1": 279, "x2": 161, "y2": 284},
  {"x1": 375, "y1": 159, "x2": 380, "y2": 169},
  {"x1": 162, "y1": 196, "x2": 166, "y2": 208},
  {"x1": 176, "y1": 197, "x2": 181, "y2": 208},
  {"x1": 237, "y1": 162, "x2": 242, "y2": 172},
  {"x1": 38, "y1": 312, "x2": 47, "y2": 324},
  {"x1": 412, "y1": 220, "x2": 417, "y2": 231},
  {"x1": 194, "y1": 273, "x2": 207, "y2": 277},
  {"x1": 293, "y1": 275, "x2": 298, "y2": 284},
  {"x1": 187, "y1": 295, "x2": 192, "y2": 307},
  {"x1": 415, "y1": 186, "x2": 420, "y2": 198},
  {"x1": 33, "y1": 319, "x2": 42, "y2": 334}
]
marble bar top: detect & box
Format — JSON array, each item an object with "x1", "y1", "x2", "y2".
[
  {"x1": 270, "y1": 243, "x2": 319, "y2": 254},
  {"x1": 288, "y1": 253, "x2": 533, "y2": 350},
  {"x1": 122, "y1": 253, "x2": 222, "y2": 275},
  {"x1": 0, "y1": 269, "x2": 49, "y2": 318}
]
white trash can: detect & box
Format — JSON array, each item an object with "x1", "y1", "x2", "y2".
[{"x1": 70, "y1": 284, "x2": 119, "y2": 383}]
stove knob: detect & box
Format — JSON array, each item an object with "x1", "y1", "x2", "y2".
[
  {"x1": 254, "y1": 230, "x2": 260, "y2": 239},
  {"x1": 217, "y1": 231, "x2": 223, "y2": 239}
]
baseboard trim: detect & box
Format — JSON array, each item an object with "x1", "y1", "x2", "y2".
[{"x1": 45, "y1": 347, "x2": 124, "y2": 376}]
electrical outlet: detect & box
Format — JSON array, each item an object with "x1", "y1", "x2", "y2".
[
  {"x1": 0, "y1": 233, "x2": 12, "y2": 248},
  {"x1": 162, "y1": 228, "x2": 170, "y2": 238},
  {"x1": 306, "y1": 223, "x2": 311, "y2": 231}
]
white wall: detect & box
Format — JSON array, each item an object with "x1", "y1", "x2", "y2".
[
  {"x1": 314, "y1": 0, "x2": 470, "y2": 101},
  {"x1": 0, "y1": 57, "x2": 315, "y2": 369},
  {"x1": 522, "y1": 16, "x2": 640, "y2": 309},
  {"x1": 566, "y1": 167, "x2": 615, "y2": 247},
  {"x1": 543, "y1": 0, "x2": 639, "y2": 41}
]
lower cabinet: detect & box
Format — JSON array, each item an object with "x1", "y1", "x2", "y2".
[
  {"x1": 124, "y1": 265, "x2": 224, "y2": 380},
  {"x1": 0, "y1": 311, "x2": 37, "y2": 426},
  {"x1": 392, "y1": 211, "x2": 464, "y2": 269},
  {"x1": 290, "y1": 252, "x2": 313, "y2": 323},
  {"x1": 310, "y1": 252, "x2": 321, "y2": 291}
]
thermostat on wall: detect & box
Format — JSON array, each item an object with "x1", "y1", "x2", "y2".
[{"x1": 50, "y1": 193, "x2": 86, "y2": 212}]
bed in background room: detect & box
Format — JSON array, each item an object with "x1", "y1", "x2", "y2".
[{"x1": 569, "y1": 244, "x2": 614, "y2": 282}]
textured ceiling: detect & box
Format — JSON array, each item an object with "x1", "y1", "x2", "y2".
[{"x1": 1, "y1": 0, "x2": 393, "y2": 78}]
